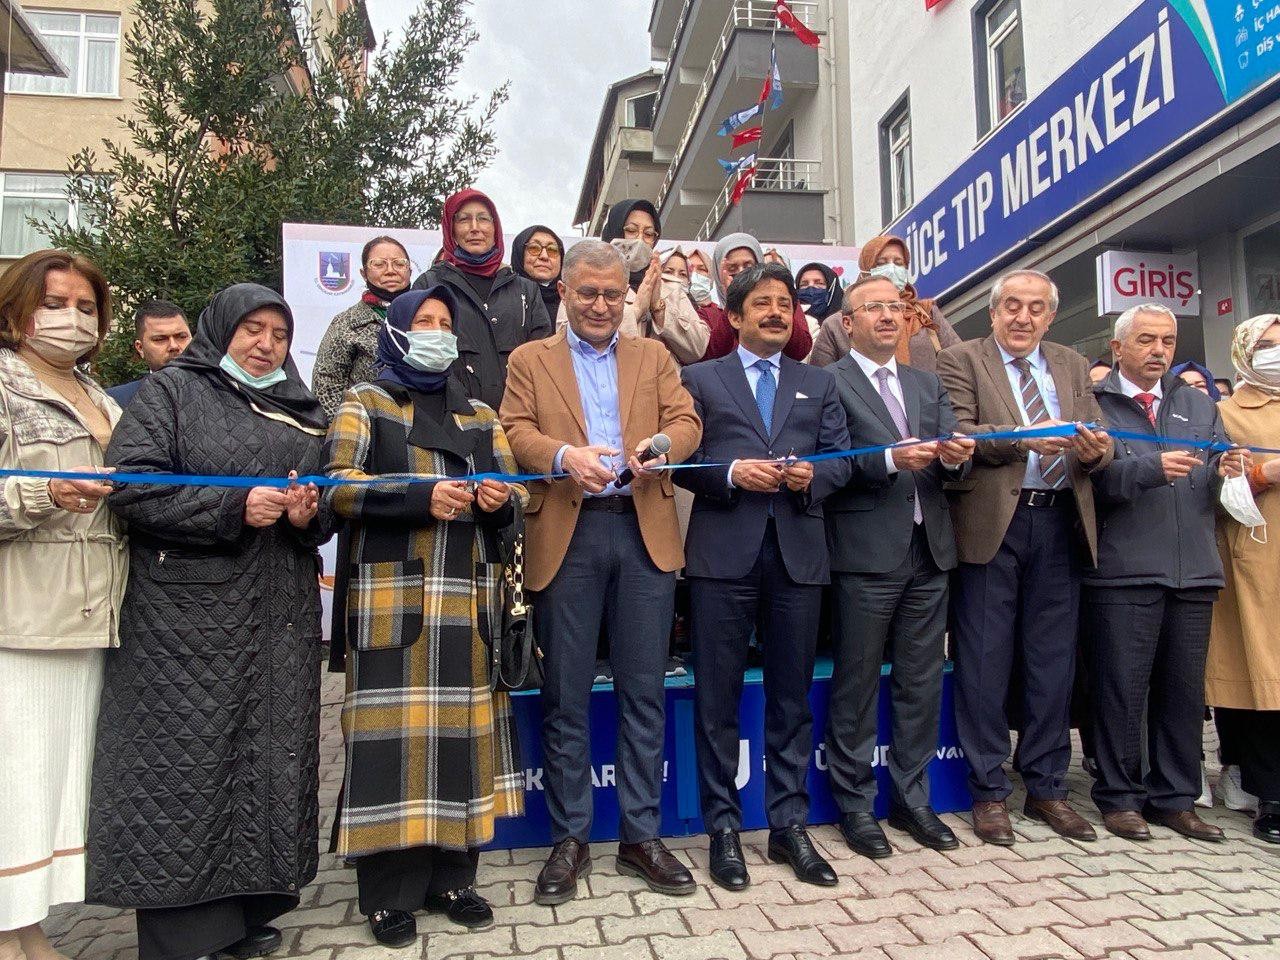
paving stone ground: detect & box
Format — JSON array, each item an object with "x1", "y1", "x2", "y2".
[{"x1": 48, "y1": 673, "x2": 1280, "y2": 960}]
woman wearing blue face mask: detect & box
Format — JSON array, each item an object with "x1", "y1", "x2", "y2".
[
  {"x1": 88, "y1": 284, "x2": 333, "y2": 960},
  {"x1": 323, "y1": 286, "x2": 526, "y2": 948}
]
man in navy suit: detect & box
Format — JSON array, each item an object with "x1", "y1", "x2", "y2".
[
  {"x1": 675, "y1": 263, "x2": 851, "y2": 891},
  {"x1": 823, "y1": 275, "x2": 975, "y2": 860}
]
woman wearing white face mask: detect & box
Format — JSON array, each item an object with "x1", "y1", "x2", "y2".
[
  {"x1": 87, "y1": 284, "x2": 332, "y2": 960},
  {"x1": 0, "y1": 250, "x2": 125, "y2": 960},
  {"x1": 1207, "y1": 314, "x2": 1280, "y2": 845},
  {"x1": 323, "y1": 287, "x2": 526, "y2": 948}
]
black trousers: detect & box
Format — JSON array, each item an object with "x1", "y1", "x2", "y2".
[
  {"x1": 690, "y1": 518, "x2": 822, "y2": 832},
  {"x1": 826, "y1": 525, "x2": 947, "y2": 814},
  {"x1": 535, "y1": 507, "x2": 675, "y2": 844},
  {"x1": 135, "y1": 893, "x2": 296, "y2": 960},
  {"x1": 354, "y1": 846, "x2": 479, "y2": 916},
  {"x1": 1214, "y1": 708, "x2": 1280, "y2": 801},
  {"x1": 1085, "y1": 588, "x2": 1211, "y2": 813},
  {"x1": 953, "y1": 501, "x2": 1080, "y2": 801}
]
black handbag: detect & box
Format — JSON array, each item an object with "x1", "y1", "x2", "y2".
[{"x1": 489, "y1": 502, "x2": 544, "y2": 692}]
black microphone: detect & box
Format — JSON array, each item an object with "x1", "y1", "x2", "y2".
[{"x1": 614, "y1": 433, "x2": 672, "y2": 488}]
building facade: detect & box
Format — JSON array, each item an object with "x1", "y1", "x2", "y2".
[
  {"x1": 848, "y1": 0, "x2": 1280, "y2": 372},
  {"x1": 616, "y1": 0, "x2": 854, "y2": 244},
  {"x1": 0, "y1": 0, "x2": 371, "y2": 269}
]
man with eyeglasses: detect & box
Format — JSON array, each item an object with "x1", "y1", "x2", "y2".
[
  {"x1": 822, "y1": 275, "x2": 974, "y2": 860},
  {"x1": 500, "y1": 240, "x2": 702, "y2": 906},
  {"x1": 675, "y1": 263, "x2": 850, "y2": 892},
  {"x1": 936, "y1": 269, "x2": 1113, "y2": 846}
]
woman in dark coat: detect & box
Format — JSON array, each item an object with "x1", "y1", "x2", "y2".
[
  {"x1": 324, "y1": 287, "x2": 525, "y2": 948},
  {"x1": 511, "y1": 224, "x2": 564, "y2": 319},
  {"x1": 87, "y1": 284, "x2": 332, "y2": 960},
  {"x1": 410, "y1": 189, "x2": 552, "y2": 408}
]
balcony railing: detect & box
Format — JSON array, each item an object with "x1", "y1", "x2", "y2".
[
  {"x1": 696, "y1": 157, "x2": 821, "y2": 241},
  {"x1": 655, "y1": 0, "x2": 820, "y2": 212}
]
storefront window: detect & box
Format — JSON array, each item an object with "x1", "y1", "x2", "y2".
[{"x1": 1244, "y1": 221, "x2": 1280, "y2": 316}]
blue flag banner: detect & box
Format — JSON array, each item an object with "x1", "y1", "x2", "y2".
[{"x1": 716, "y1": 102, "x2": 762, "y2": 136}]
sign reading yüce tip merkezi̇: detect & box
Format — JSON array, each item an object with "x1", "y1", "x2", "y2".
[
  {"x1": 1096, "y1": 250, "x2": 1201, "y2": 317},
  {"x1": 891, "y1": 0, "x2": 1280, "y2": 302}
]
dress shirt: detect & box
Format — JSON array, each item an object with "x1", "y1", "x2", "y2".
[
  {"x1": 997, "y1": 342, "x2": 1061, "y2": 491},
  {"x1": 1117, "y1": 371, "x2": 1163, "y2": 418},
  {"x1": 728, "y1": 344, "x2": 783, "y2": 488},
  {"x1": 849, "y1": 349, "x2": 909, "y2": 476},
  {"x1": 554, "y1": 326, "x2": 628, "y2": 496}
]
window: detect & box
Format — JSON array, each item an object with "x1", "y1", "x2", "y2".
[
  {"x1": 879, "y1": 95, "x2": 913, "y2": 223},
  {"x1": 5, "y1": 11, "x2": 120, "y2": 97},
  {"x1": 975, "y1": 0, "x2": 1026, "y2": 134},
  {"x1": 624, "y1": 92, "x2": 656, "y2": 129},
  {"x1": 0, "y1": 173, "x2": 98, "y2": 257}
]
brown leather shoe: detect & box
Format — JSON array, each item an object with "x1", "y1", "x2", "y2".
[
  {"x1": 971, "y1": 800, "x2": 1015, "y2": 845},
  {"x1": 1102, "y1": 810, "x2": 1152, "y2": 841},
  {"x1": 534, "y1": 838, "x2": 591, "y2": 906},
  {"x1": 1024, "y1": 798, "x2": 1097, "y2": 841},
  {"x1": 617, "y1": 838, "x2": 696, "y2": 896},
  {"x1": 1147, "y1": 808, "x2": 1225, "y2": 843}
]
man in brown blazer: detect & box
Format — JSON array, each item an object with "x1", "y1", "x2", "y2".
[
  {"x1": 500, "y1": 240, "x2": 702, "y2": 906},
  {"x1": 936, "y1": 269, "x2": 1113, "y2": 846}
]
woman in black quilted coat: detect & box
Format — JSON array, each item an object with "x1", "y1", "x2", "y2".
[{"x1": 86, "y1": 284, "x2": 333, "y2": 960}]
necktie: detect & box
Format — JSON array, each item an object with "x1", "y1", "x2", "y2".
[
  {"x1": 875, "y1": 368, "x2": 922, "y2": 523},
  {"x1": 1011, "y1": 357, "x2": 1066, "y2": 489},
  {"x1": 753, "y1": 359, "x2": 776, "y2": 435},
  {"x1": 1135, "y1": 392, "x2": 1158, "y2": 426}
]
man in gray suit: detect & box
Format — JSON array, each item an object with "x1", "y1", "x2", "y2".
[{"x1": 823, "y1": 275, "x2": 975, "y2": 859}]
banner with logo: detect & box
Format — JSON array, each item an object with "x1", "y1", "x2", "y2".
[{"x1": 282, "y1": 222, "x2": 862, "y2": 383}]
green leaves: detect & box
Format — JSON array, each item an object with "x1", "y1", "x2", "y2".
[{"x1": 44, "y1": 0, "x2": 507, "y2": 386}]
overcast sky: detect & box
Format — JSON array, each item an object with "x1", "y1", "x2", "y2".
[{"x1": 371, "y1": 1, "x2": 655, "y2": 233}]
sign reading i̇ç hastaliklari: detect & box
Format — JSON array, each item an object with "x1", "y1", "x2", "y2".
[{"x1": 890, "y1": 0, "x2": 1280, "y2": 301}]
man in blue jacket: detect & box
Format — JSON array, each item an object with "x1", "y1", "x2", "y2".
[{"x1": 1088, "y1": 303, "x2": 1248, "y2": 843}]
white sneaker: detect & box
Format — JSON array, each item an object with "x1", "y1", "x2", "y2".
[
  {"x1": 1220, "y1": 764, "x2": 1259, "y2": 813},
  {"x1": 1195, "y1": 764, "x2": 1214, "y2": 809}
]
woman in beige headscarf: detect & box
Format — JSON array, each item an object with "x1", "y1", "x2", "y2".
[{"x1": 1207, "y1": 314, "x2": 1280, "y2": 845}]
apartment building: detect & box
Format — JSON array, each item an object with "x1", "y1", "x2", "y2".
[
  {"x1": 0, "y1": 0, "x2": 372, "y2": 268},
  {"x1": 579, "y1": 0, "x2": 855, "y2": 244},
  {"x1": 848, "y1": 0, "x2": 1280, "y2": 371}
]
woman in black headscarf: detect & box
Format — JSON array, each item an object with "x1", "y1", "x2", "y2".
[
  {"x1": 87, "y1": 284, "x2": 333, "y2": 960},
  {"x1": 560, "y1": 198, "x2": 709, "y2": 364},
  {"x1": 512, "y1": 224, "x2": 564, "y2": 319},
  {"x1": 324, "y1": 287, "x2": 525, "y2": 948}
]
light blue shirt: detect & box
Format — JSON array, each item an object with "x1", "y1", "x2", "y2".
[
  {"x1": 727, "y1": 345, "x2": 783, "y2": 487},
  {"x1": 554, "y1": 326, "x2": 628, "y2": 496},
  {"x1": 997, "y1": 342, "x2": 1061, "y2": 491}
]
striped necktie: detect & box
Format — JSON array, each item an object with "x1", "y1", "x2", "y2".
[{"x1": 1012, "y1": 357, "x2": 1066, "y2": 489}]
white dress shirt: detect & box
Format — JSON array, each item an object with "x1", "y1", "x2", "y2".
[
  {"x1": 849, "y1": 348, "x2": 908, "y2": 475},
  {"x1": 727, "y1": 344, "x2": 783, "y2": 488},
  {"x1": 1117, "y1": 371, "x2": 1163, "y2": 418},
  {"x1": 998, "y1": 342, "x2": 1061, "y2": 491}
]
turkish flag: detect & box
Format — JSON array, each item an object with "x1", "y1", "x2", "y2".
[
  {"x1": 732, "y1": 126, "x2": 763, "y2": 149},
  {"x1": 925, "y1": 0, "x2": 951, "y2": 9},
  {"x1": 774, "y1": 0, "x2": 820, "y2": 47},
  {"x1": 731, "y1": 165, "x2": 758, "y2": 205}
]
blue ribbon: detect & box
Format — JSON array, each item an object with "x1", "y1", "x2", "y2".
[{"x1": 0, "y1": 423, "x2": 1268, "y2": 489}]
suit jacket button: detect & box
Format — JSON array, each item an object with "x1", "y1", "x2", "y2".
[
  {"x1": 907, "y1": 494, "x2": 915, "y2": 502},
  {"x1": 571, "y1": 499, "x2": 579, "y2": 508},
  {"x1": 1010, "y1": 488, "x2": 1019, "y2": 495}
]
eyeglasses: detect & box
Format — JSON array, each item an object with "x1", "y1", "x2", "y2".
[
  {"x1": 623, "y1": 225, "x2": 659, "y2": 242},
  {"x1": 367, "y1": 258, "x2": 410, "y2": 271},
  {"x1": 570, "y1": 286, "x2": 627, "y2": 307},
  {"x1": 853, "y1": 301, "x2": 907, "y2": 316},
  {"x1": 453, "y1": 213, "x2": 494, "y2": 227},
  {"x1": 524, "y1": 242, "x2": 561, "y2": 259}
]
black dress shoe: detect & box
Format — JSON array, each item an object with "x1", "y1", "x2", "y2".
[
  {"x1": 224, "y1": 926, "x2": 282, "y2": 959},
  {"x1": 617, "y1": 838, "x2": 697, "y2": 896},
  {"x1": 534, "y1": 838, "x2": 591, "y2": 905},
  {"x1": 425, "y1": 887, "x2": 494, "y2": 929},
  {"x1": 1255, "y1": 801, "x2": 1280, "y2": 845},
  {"x1": 368, "y1": 910, "x2": 417, "y2": 948},
  {"x1": 767, "y1": 825, "x2": 837, "y2": 886},
  {"x1": 708, "y1": 829, "x2": 751, "y2": 890},
  {"x1": 839, "y1": 812, "x2": 892, "y2": 859},
  {"x1": 889, "y1": 804, "x2": 960, "y2": 851}
]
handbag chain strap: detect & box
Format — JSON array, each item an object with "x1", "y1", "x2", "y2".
[{"x1": 506, "y1": 534, "x2": 528, "y2": 616}]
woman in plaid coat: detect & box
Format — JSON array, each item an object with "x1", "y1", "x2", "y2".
[{"x1": 324, "y1": 286, "x2": 525, "y2": 949}]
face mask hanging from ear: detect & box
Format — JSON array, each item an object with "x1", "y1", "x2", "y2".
[
  {"x1": 219, "y1": 353, "x2": 288, "y2": 390},
  {"x1": 1220, "y1": 454, "x2": 1268, "y2": 543}
]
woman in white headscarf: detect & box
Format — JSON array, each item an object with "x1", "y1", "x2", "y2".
[
  {"x1": 697, "y1": 233, "x2": 812, "y2": 361},
  {"x1": 1206, "y1": 314, "x2": 1280, "y2": 845}
]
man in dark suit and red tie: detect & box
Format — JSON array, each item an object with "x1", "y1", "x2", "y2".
[
  {"x1": 675, "y1": 263, "x2": 851, "y2": 891},
  {"x1": 822, "y1": 274, "x2": 975, "y2": 859}
]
